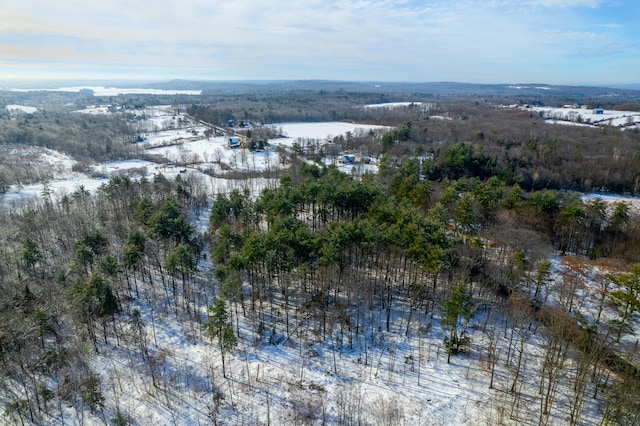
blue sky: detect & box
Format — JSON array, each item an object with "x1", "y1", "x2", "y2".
[{"x1": 1, "y1": 0, "x2": 638, "y2": 84}]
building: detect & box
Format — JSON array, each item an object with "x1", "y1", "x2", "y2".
[
  {"x1": 228, "y1": 136, "x2": 241, "y2": 148},
  {"x1": 338, "y1": 154, "x2": 356, "y2": 164}
]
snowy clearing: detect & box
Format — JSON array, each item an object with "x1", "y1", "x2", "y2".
[
  {"x1": 268, "y1": 122, "x2": 391, "y2": 145},
  {"x1": 364, "y1": 102, "x2": 434, "y2": 111},
  {"x1": 582, "y1": 192, "x2": 640, "y2": 216},
  {"x1": 528, "y1": 106, "x2": 640, "y2": 128},
  {"x1": 5, "y1": 104, "x2": 38, "y2": 114}
]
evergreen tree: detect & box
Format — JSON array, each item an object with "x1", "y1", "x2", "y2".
[
  {"x1": 205, "y1": 297, "x2": 237, "y2": 378},
  {"x1": 441, "y1": 281, "x2": 475, "y2": 363}
]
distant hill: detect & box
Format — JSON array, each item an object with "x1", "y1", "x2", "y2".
[
  {"x1": 609, "y1": 83, "x2": 640, "y2": 91},
  {"x1": 3, "y1": 78, "x2": 640, "y2": 103},
  {"x1": 146, "y1": 80, "x2": 640, "y2": 101}
]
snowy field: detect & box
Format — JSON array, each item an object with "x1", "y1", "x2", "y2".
[
  {"x1": 364, "y1": 102, "x2": 435, "y2": 111},
  {"x1": 528, "y1": 106, "x2": 640, "y2": 129},
  {"x1": 5, "y1": 104, "x2": 38, "y2": 114},
  {"x1": 268, "y1": 122, "x2": 390, "y2": 145}
]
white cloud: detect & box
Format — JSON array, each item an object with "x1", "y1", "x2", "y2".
[
  {"x1": 0, "y1": 0, "x2": 636, "y2": 84},
  {"x1": 540, "y1": 30, "x2": 599, "y2": 41},
  {"x1": 597, "y1": 23, "x2": 623, "y2": 28},
  {"x1": 525, "y1": 0, "x2": 605, "y2": 7}
]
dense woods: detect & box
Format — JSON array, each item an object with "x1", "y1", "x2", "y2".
[{"x1": 1, "y1": 85, "x2": 640, "y2": 424}]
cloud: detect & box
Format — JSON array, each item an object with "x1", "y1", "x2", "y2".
[
  {"x1": 525, "y1": 0, "x2": 605, "y2": 7},
  {"x1": 597, "y1": 23, "x2": 624, "y2": 28},
  {"x1": 0, "y1": 0, "x2": 636, "y2": 84},
  {"x1": 540, "y1": 30, "x2": 599, "y2": 41}
]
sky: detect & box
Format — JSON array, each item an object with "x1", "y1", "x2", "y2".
[{"x1": 0, "y1": 0, "x2": 638, "y2": 85}]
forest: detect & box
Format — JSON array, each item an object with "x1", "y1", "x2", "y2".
[{"x1": 1, "y1": 84, "x2": 640, "y2": 425}]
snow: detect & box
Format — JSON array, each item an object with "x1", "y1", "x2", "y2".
[
  {"x1": 69, "y1": 244, "x2": 617, "y2": 425},
  {"x1": 5, "y1": 104, "x2": 37, "y2": 114},
  {"x1": 544, "y1": 253, "x2": 640, "y2": 353},
  {"x1": 364, "y1": 102, "x2": 434, "y2": 110},
  {"x1": 582, "y1": 192, "x2": 640, "y2": 216},
  {"x1": 529, "y1": 106, "x2": 640, "y2": 128},
  {"x1": 73, "y1": 105, "x2": 112, "y2": 114},
  {"x1": 268, "y1": 122, "x2": 390, "y2": 145},
  {"x1": 544, "y1": 119, "x2": 599, "y2": 128},
  {"x1": 77, "y1": 268, "x2": 504, "y2": 425}
]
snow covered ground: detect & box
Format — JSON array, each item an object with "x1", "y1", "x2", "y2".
[
  {"x1": 364, "y1": 102, "x2": 435, "y2": 111},
  {"x1": 528, "y1": 106, "x2": 640, "y2": 129},
  {"x1": 72, "y1": 235, "x2": 624, "y2": 425},
  {"x1": 582, "y1": 192, "x2": 640, "y2": 216},
  {"x1": 268, "y1": 122, "x2": 390, "y2": 145},
  {"x1": 5, "y1": 104, "x2": 38, "y2": 114},
  {"x1": 85, "y1": 280, "x2": 505, "y2": 425}
]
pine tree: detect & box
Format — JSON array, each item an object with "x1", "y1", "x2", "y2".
[
  {"x1": 441, "y1": 281, "x2": 475, "y2": 363},
  {"x1": 205, "y1": 297, "x2": 237, "y2": 378}
]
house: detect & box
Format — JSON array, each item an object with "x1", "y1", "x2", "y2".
[
  {"x1": 594, "y1": 108, "x2": 604, "y2": 114},
  {"x1": 228, "y1": 136, "x2": 241, "y2": 148},
  {"x1": 338, "y1": 154, "x2": 356, "y2": 164}
]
